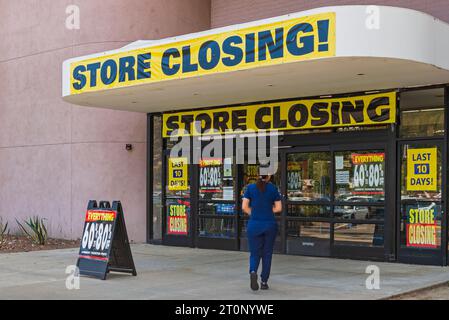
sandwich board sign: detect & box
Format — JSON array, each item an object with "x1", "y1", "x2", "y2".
[{"x1": 77, "y1": 200, "x2": 137, "y2": 280}]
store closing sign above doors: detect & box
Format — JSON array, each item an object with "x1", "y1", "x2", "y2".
[
  {"x1": 70, "y1": 12, "x2": 335, "y2": 94},
  {"x1": 163, "y1": 92, "x2": 397, "y2": 137}
]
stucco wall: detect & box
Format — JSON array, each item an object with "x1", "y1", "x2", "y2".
[
  {"x1": 0, "y1": 0, "x2": 210, "y2": 241},
  {"x1": 211, "y1": 0, "x2": 449, "y2": 27}
]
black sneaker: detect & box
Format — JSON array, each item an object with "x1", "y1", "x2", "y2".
[
  {"x1": 260, "y1": 282, "x2": 269, "y2": 290},
  {"x1": 250, "y1": 272, "x2": 259, "y2": 291}
]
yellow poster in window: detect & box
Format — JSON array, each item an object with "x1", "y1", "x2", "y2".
[
  {"x1": 406, "y1": 148, "x2": 437, "y2": 191},
  {"x1": 168, "y1": 157, "x2": 188, "y2": 191}
]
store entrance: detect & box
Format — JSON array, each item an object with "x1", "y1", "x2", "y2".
[
  {"x1": 161, "y1": 130, "x2": 395, "y2": 261},
  {"x1": 278, "y1": 130, "x2": 394, "y2": 261}
]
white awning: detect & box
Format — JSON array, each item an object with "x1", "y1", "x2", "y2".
[{"x1": 62, "y1": 5, "x2": 449, "y2": 113}]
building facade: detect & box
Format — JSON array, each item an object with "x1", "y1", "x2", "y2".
[
  {"x1": 3, "y1": 1, "x2": 449, "y2": 265},
  {"x1": 0, "y1": 0, "x2": 210, "y2": 241}
]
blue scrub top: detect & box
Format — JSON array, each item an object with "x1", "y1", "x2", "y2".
[{"x1": 243, "y1": 183, "x2": 281, "y2": 221}]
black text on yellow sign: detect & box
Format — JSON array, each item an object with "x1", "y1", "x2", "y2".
[
  {"x1": 70, "y1": 13, "x2": 335, "y2": 94},
  {"x1": 406, "y1": 206, "x2": 438, "y2": 248},
  {"x1": 168, "y1": 157, "x2": 188, "y2": 191},
  {"x1": 406, "y1": 148, "x2": 437, "y2": 191},
  {"x1": 163, "y1": 92, "x2": 397, "y2": 137},
  {"x1": 167, "y1": 204, "x2": 188, "y2": 235}
]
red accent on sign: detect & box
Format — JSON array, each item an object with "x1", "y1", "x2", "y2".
[
  {"x1": 78, "y1": 255, "x2": 109, "y2": 261},
  {"x1": 167, "y1": 216, "x2": 188, "y2": 235},
  {"x1": 85, "y1": 210, "x2": 117, "y2": 222},
  {"x1": 406, "y1": 223, "x2": 438, "y2": 249}
]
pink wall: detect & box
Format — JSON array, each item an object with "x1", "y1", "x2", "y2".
[
  {"x1": 0, "y1": 0, "x2": 211, "y2": 241},
  {"x1": 211, "y1": 0, "x2": 449, "y2": 27}
]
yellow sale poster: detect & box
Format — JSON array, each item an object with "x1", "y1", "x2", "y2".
[
  {"x1": 168, "y1": 157, "x2": 188, "y2": 191},
  {"x1": 406, "y1": 148, "x2": 437, "y2": 191}
]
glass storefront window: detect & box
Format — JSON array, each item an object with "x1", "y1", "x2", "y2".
[
  {"x1": 287, "y1": 221, "x2": 330, "y2": 240},
  {"x1": 240, "y1": 162, "x2": 281, "y2": 198},
  {"x1": 199, "y1": 157, "x2": 235, "y2": 201},
  {"x1": 198, "y1": 217, "x2": 235, "y2": 239},
  {"x1": 287, "y1": 205, "x2": 331, "y2": 218},
  {"x1": 198, "y1": 202, "x2": 235, "y2": 216},
  {"x1": 287, "y1": 152, "x2": 331, "y2": 201},
  {"x1": 165, "y1": 154, "x2": 190, "y2": 236},
  {"x1": 152, "y1": 116, "x2": 163, "y2": 241},
  {"x1": 333, "y1": 223, "x2": 384, "y2": 247},
  {"x1": 400, "y1": 88, "x2": 445, "y2": 138},
  {"x1": 401, "y1": 109, "x2": 444, "y2": 138},
  {"x1": 334, "y1": 150, "x2": 385, "y2": 202},
  {"x1": 334, "y1": 206, "x2": 384, "y2": 220},
  {"x1": 400, "y1": 143, "x2": 442, "y2": 250},
  {"x1": 239, "y1": 218, "x2": 281, "y2": 240},
  {"x1": 286, "y1": 221, "x2": 331, "y2": 256}
]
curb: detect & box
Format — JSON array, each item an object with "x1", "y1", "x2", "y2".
[{"x1": 381, "y1": 281, "x2": 449, "y2": 300}]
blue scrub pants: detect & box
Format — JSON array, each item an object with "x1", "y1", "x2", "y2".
[{"x1": 247, "y1": 220, "x2": 278, "y2": 283}]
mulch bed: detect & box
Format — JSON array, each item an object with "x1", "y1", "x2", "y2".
[{"x1": 0, "y1": 235, "x2": 80, "y2": 253}]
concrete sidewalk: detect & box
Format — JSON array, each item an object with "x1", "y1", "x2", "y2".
[{"x1": 0, "y1": 244, "x2": 448, "y2": 300}]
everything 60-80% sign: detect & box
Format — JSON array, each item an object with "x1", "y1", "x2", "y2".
[
  {"x1": 351, "y1": 153, "x2": 385, "y2": 194},
  {"x1": 80, "y1": 210, "x2": 116, "y2": 260}
]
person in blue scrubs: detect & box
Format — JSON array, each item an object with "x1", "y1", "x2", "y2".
[{"x1": 242, "y1": 172, "x2": 282, "y2": 291}]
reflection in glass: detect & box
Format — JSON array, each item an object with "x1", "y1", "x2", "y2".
[
  {"x1": 153, "y1": 116, "x2": 163, "y2": 240},
  {"x1": 199, "y1": 158, "x2": 235, "y2": 201},
  {"x1": 400, "y1": 109, "x2": 444, "y2": 138},
  {"x1": 334, "y1": 206, "x2": 384, "y2": 220},
  {"x1": 241, "y1": 162, "x2": 281, "y2": 197},
  {"x1": 333, "y1": 223, "x2": 384, "y2": 247},
  {"x1": 198, "y1": 217, "x2": 235, "y2": 238},
  {"x1": 287, "y1": 152, "x2": 331, "y2": 201},
  {"x1": 199, "y1": 202, "x2": 236, "y2": 216},
  {"x1": 334, "y1": 150, "x2": 385, "y2": 202},
  {"x1": 287, "y1": 205, "x2": 331, "y2": 218},
  {"x1": 286, "y1": 221, "x2": 330, "y2": 240},
  {"x1": 239, "y1": 218, "x2": 281, "y2": 239}
]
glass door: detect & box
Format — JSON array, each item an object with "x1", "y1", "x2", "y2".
[
  {"x1": 282, "y1": 143, "x2": 388, "y2": 260},
  {"x1": 398, "y1": 141, "x2": 444, "y2": 265},
  {"x1": 239, "y1": 161, "x2": 282, "y2": 253},
  {"x1": 196, "y1": 154, "x2": 239, "y2": 250},
  {"x1": 331, "y1": 146, "x2": 387, "y2": 259},
  {"x1": 162, "y1": 139, "x2": 194, "y2": 247},
  {"x1": 284, "y1": 147, "x2": 332, "y2": 257}
]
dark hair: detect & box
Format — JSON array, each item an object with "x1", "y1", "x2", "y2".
[{"x1": 256, "y1": 175, "x2": 268, "y2": 192}]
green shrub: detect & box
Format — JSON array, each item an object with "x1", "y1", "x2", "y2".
[
  {"x1": 0, "y1": 218, "x2": 9, "y2": 243},
  {"x1": 16, "y1": 216, "x2": 48, "y2": 245}
]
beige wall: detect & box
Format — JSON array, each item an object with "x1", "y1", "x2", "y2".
[
  {"x1": 211, "y1": 0, "x2": 449, "y2": 27},
  {"x1": 0, "y1": 0, "x2": 210, "y2": 241}
]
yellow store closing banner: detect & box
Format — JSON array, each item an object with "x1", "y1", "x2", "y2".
[
  {"x1": 163, "y1": 91, "x2": 397, "y2": 137},
  {"x1": 168, "y1": 157, "x2": 188, "y2": 191},
  {"x1": 406, "y1": 148, "x2": 437, "y2": 191},
  {"x1": 70, "y1": 12, "x2": 335, "y2": 94}
]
